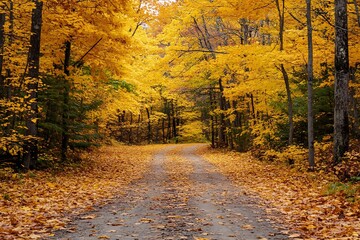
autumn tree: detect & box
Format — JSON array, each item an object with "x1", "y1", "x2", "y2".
[{"x1": 23, "y1": 0, "x2": 43, "y2": 169}]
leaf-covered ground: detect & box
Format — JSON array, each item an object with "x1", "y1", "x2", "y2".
[
  {"x1": 47, "y1": 144, "x2": 288, "y2": 240},
  {"x1": 198, "y1": 148, "x2": 360, "y2": 239},
  {"x1": 0, "y1": 144, "x2": 165, "y2": 240},
  {"x1": 1, "y1": 144, "x2": 360, "y2": 239}
]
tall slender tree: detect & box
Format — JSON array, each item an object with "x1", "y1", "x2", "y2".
[
  {"x1": 306, "y1": 0, "x2": 315, "y2": 169},
  {"x1": 275, "y1": 0, "x2": 294, "y2": 146},
  {"x1": 334, "y1": 0, "x2": 350, "y2": 164},
  {"x1": 61, "y1": 41, "x2": 71, "y2": 162},
  {"x1": 24, "y1": 0, "x2": 43, "y2": 169}
]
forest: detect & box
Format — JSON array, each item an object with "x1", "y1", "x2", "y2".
[
  {"x1": 1, "y1": 0, "x2": 359, "y2": 178},
  {"x1": 0, "y1": 0, "x2": 360, "y2": 238}
]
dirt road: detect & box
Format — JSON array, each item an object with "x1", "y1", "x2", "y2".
[{"x1": 49, "y1": 144, "x2": 289, "y2": 240}]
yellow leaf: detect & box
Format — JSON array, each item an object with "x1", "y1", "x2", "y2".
[
  {"x1": 306, "y1": 224, "x2": 316, "y2": 230},
  {"x1": 46, "y1": 182, "x2": 56, "y2": 188},
  {"x1": 98, "y1": 235, "x2": 110, "y2": 239},
  {"x1": 242, "y1": 224, "x2": 254, "y2": 230},
  {"x1": 81, "y1": 214, "x2": 97, "y2": 220}
]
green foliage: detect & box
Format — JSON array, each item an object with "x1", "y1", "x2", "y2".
[
  {"x1": 270, "y1": 66, "x2": 334, "y2": 148},
  {"x1": 351, "y1": 177, "x2": 360, "y2": 183},
  {"x1": 38, "y1": 74, "x2": 102, "y2": 160},
  {"x1": 2, "y1": 193, "x2": 11, "y2": 201},
  {"x1": 326, "y1": 182, "x2": 360, "y2": 202},
  {"x1": 108, "y1": 78, "x2": 136, "y2": 93}
]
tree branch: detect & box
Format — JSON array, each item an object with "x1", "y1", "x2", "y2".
[
  {"x1": 175, "y1": 49, "x2": 228, "y2": 54},
  {"x1": 73, "y1": 37, "x2": 103, "y2": 67}
]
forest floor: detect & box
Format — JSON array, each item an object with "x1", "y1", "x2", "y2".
[{"x1": 0, "y1": 144, "x2": 359, "y2": 239}]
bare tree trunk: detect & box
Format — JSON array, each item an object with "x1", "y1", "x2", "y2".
[
  {"x1": 136, "y1": 114, "x2": 141, "y2": 143},
  {"x1": 61, "y1": 41, "x2": 71, "y2": 162},
  {"x1": 24, "y1": 0, "x2": 43, "y2": 170},
  {"x1": 162, "y1": 118, "x2": 166, "y2": 143},
  {"x1": 0, "y1": 12, "x2": 5, "y2": 99},
  {"x1": 334, "y1": 0, "x2": 350, "y2": 164},
  {"x1": 5, "y1": 1, "x2": 14, "y2": 134},
  {"x1": 275, "y1": 0, "x2": 294, "y2": 146},
  {"x1": 146, "y1": 107, "x2": 151, "y2": 143},
  {"x1": 250, "y1": 94, "x2": 256, "y2": 124},
  {"x1": 210, "y1": 87, "x2": 215, "y2": 148},
  {"x1": 165, "y1": 100, "x2": 171, "y2": 140},
  {"x1": 240, "y1": 18, "x2": 249, "y2": 45},
  {"x1": 129, "y1": 112, "x2": 133, "y2": 144},
  {"x1": 306, "y1": 0, "x2": 315, "y2": 169},
  {"x1": 274, "y1": 0, "x2": 285, "y2": 51},
  {"x1": 218, "y1": 78, "x2": 227, "y2": 147},
  {"x1": 171, "y1": 101, "x2": 177, "y2": 139},
  {"x1": 280, "y1": 64, "x2": 294, "y2": 145}
]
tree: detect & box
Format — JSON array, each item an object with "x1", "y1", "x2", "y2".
[
  {"x1": 334, "y1": 0, "x2": 350, "y2": 164},
  {"x1": 275, "y1": 0, "x2": 294, "y2": 146},
  {"x1": 306, "y1": 0, "x2": 315, "y2": 169},
  {"x1": 23, "y1": 0, "x2": 43, "y2": 169},
  {"x1": 61, "y1": 41, "x2": 71, "y2": 162}
]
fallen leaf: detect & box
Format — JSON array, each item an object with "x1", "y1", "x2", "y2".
[
  {"x1": 98, "y1": 235, "x2": 110, "y2": 239},
  {"x1": 242, "y1": 224, "x2": 254, "y2": 230},
  {"x1": 81, "y1": 214, "x2": 97, "y2": 220}
]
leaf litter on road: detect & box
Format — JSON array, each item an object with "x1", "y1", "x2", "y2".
[
  {"x1": 0, "y1": 144, "x2": 164, "y2": 240},
  {"x1": 198, "y1": 146, "x2": 360, "y2": 239}
]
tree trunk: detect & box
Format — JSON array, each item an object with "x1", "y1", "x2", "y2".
[
  {"x1": 306, "y1": 0, "x2": 315, "y2": 169},
  {"x1": 146, "y1": 107, "x2": 151, "y2": 143},
  {"x1": 280, "y1": 64, "x2": 294, "y2": 145},
  {"x1": 210, "y1": 87, "x2": 215, "y2": 148},
  {"x1": 226, "y1": 100, "x2": 234, "y2": 149},
  {"x1": 166, "y1": 101, "x2": 172, "y2": 139},
  {"x1": 171, "y1": 101, "x2": 177, "y2": 139},
  {"x1": 162, "y1": 118, "x2": 166, "y2": 143},
  {"x1": 5, "y1": 1, "x2": 14, "y2": 134},
  {"x1": 0, "y1": 12, "x2": 5, "y2": 99},
  {"x1": 129, "y1": 112, "x2": 133, "y2": 144},
  {"x1": 334, "y1": 0, "x2": 350, "y2": 164},
  {"x1": 250, "y1": 93, "x2": 256, "y2": 125},
  {"x1": 24, "y1": 0, "x2": 43, "y2": 170},
  {"x1": 274, "y1": 0, "x2": 285, "y2": 51},
  {"x1": 218, "y1": 78, "x2": 227, "y2": 147},
  {"x1": 136, "y1": 114, "x2": 141, "y2": 143},
  {"x1": 275, "y1": 0, "x2": 293, "y2": 146},
  {"x1": 240, "y1": 18, "x2": 249, "y2": 45},
  {"x1": 61, "y1": 41, "x2": 71, "y2": 162}
]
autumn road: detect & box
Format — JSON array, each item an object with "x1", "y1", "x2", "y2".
[{"x1": 49, "y1": 144, "x2": 289, "y2": 240}]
